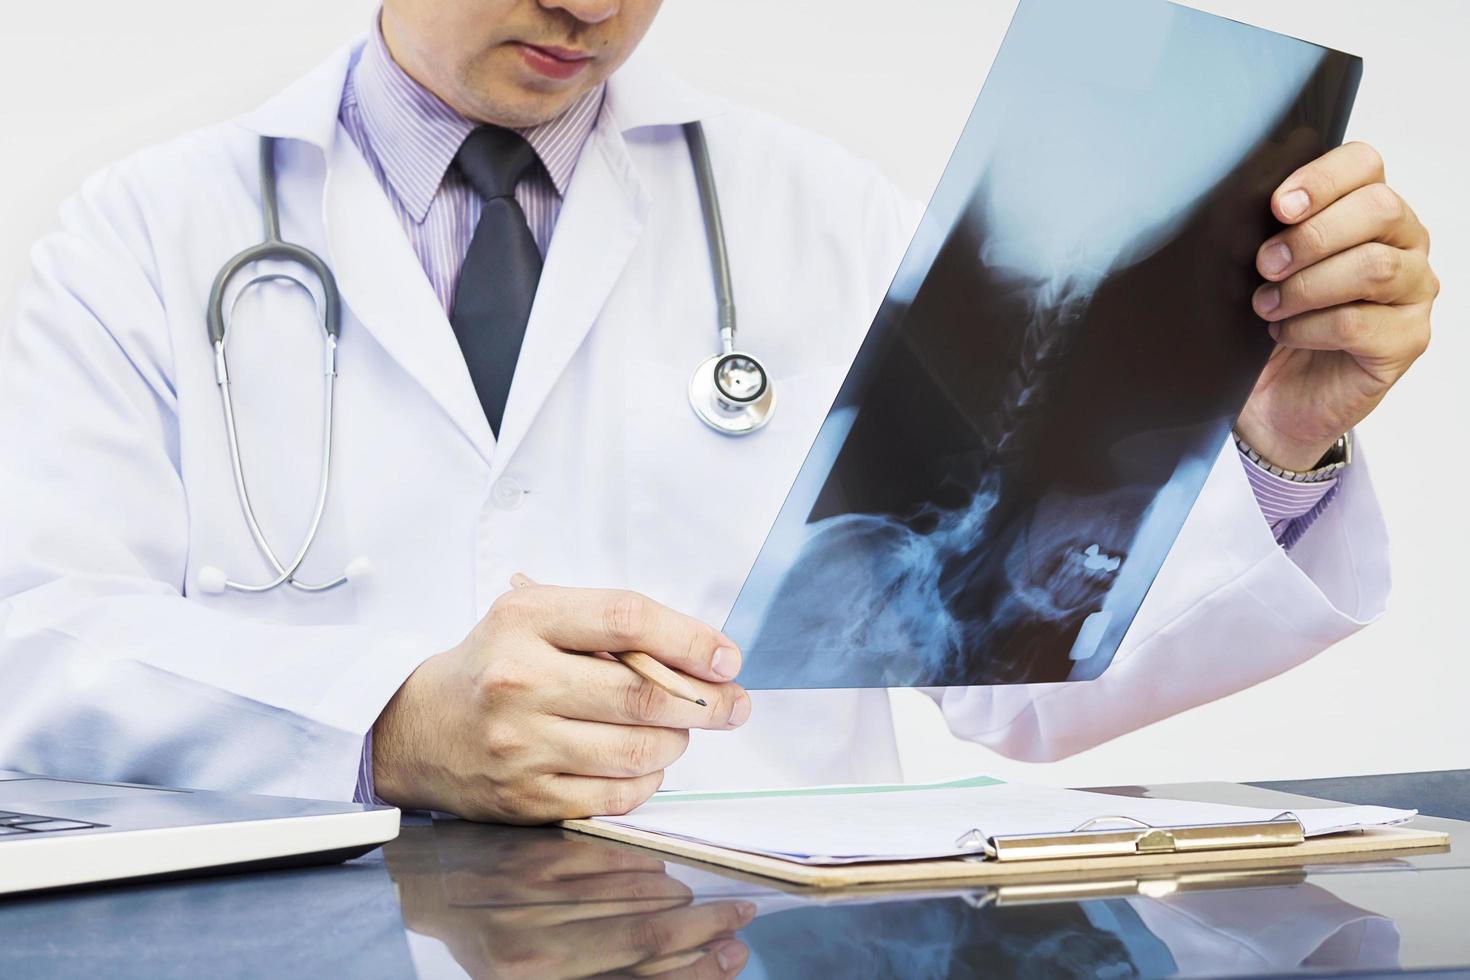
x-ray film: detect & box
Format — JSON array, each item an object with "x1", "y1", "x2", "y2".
[{"x1": 724, "y1": 0, "x2": 1361, "y2": 688}]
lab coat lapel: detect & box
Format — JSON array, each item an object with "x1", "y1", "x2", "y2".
[
  {"x1": 487, "y1": 117, "x2": 649, "y2": 479},
  {"x1": 323, "y1": 135, "x2": 496, "y2": 464},
  {"x1": 237, "y1": 38, "x2": 496, "y2": 466},
  {"x1": 487, "y1": 55, "x2": 731, "y2": 479}
]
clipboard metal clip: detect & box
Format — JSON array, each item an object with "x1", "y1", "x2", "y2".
[{"x1": 956, "y1": 811, "x2": 1307, "y2": 863}]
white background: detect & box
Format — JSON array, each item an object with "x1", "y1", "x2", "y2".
[{"x1": 2, "y1": 1, "x2": 1466, "y2": 787}]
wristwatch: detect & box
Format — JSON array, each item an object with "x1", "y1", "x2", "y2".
[{"x1": 1233, "y1": 429, "x2": 1352, "y2": 484}]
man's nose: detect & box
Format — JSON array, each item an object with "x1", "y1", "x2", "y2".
[{"x1": 539, "y1": 0, "x2": 620, "y2": 25}]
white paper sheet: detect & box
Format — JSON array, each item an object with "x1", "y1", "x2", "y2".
[{"x1": 592, "y1": 779, "x2": 1416, "y2": 865}]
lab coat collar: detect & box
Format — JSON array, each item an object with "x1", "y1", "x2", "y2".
[
  {"x1": 602, "y1": 52, "x2": 732, "y2": 132},
  {"x1": 235, "y1": 41, "x2": 360, "y2": 152}
]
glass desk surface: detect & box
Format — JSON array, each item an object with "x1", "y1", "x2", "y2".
[{"x1": 1, "y1": 775, "x2": 1466, "y2": 980}]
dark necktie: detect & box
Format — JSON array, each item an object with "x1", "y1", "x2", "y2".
[{"x1": 449, "y1": 126, "x2": 546, "y2": 438}]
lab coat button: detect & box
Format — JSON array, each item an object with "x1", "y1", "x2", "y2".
[{"x1": 491, "y1": 476, "x2": 526, "y2": 510}]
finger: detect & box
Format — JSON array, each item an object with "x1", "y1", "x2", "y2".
[
  {"x1": 508, "y1": 583, "x2": 742, "y2": 683},
  {"x1": 1272, "y1": 141, "x2": 1385, "y2": 224},
  {"x1": 1271, "y1": 303, "x2": 1429, "y2": 369},
  {"x1": 1257, "y1": 183, "x2": 1429, "y2": 281},
  {"x1": 609, "y1": 901, "x2": 758, "y2": 971},
  {"x1": 490, "y1": 874, "x2": 696, "y2": 928},
  {"x1": 657, "y1": 939, "x2": 752, "y2": 980},
  {"x1": 448, "y1": 873, "x2": 669, "y2": 915},
  {"x1": 1253, "y1": 242, "x2": 1433, "y2": 322},
  {"x1": 551, "y1": 653, "x2": 751, "y2": 731},
  {"x1": 631, "y1": 941, "x2": 749, "y2": 980},
  {"x1": 546, "y1": 718, "x2": 691, "y2": 778},
  {"x1": 549, "y1": 770, "x2": 667, "y2": 819},
  {"x1": 491, "y1": 905, "x2": 697, "y2": 977},
  {"x1": 526, "y1": 901, "x2": 753, "y2": 978},
  {"x1": 628, "y1": 949, "x2": 709, "y2": 977},
  {"x1": 536, "y1": 836, "x2": 671, "y2": 879}
]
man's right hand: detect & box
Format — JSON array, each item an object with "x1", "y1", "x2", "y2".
[{"x1": 371, "y1": 583, "x2": 750, "y2": 823}]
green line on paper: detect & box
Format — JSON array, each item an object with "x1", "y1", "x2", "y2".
[{"x1": 643, "y1": 774, "x2": 1004, "y2": 805}]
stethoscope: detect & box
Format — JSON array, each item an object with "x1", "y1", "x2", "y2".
[
  {"x1": 198, "y1": 123, "x2": 771, "y2": 596},
  {"x1": 680, "y1": 122, "x2": 776, "y2": 436}
]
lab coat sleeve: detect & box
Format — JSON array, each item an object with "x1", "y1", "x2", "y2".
[
  {"x1": 0, "y1": 168, "x2": 431, "y2": 800},
  {"x1": 925, "y1": 436, "x2": 1390, "y2": 760}
]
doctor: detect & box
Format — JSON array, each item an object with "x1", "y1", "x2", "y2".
[{"x1": 0, "y1": 0, "x2": 1437, "y2": 823}]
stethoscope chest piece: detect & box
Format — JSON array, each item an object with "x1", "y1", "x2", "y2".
[{"x1": 689, "y1": 352, "x2": 776, "y2": 435}]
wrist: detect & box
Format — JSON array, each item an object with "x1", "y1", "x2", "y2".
[
  {"x1": 371, "y1": 652, "x2": 453, "y2": 811},
  {"x1": 370, "y1": 687, "x2": 416, "y2": 808},
  {"x1": 1235, "y1": 429, "x2": 1338, "y2": 473},
  {"x1": 1232, "y1": 408, "x2": 1347, "y2": 473},
  {"x1": 1234, "y1": 428, "x2": 1351, "y2": 483}
]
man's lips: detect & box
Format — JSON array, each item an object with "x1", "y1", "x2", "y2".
[{"x1": 515, "y1": 42, "x2": 593, "y2": 82}]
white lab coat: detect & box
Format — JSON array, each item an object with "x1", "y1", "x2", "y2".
[{"x1": 0, "y1": 41, "x2": 1390, "y2": 799}]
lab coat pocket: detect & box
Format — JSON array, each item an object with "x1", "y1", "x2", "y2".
[{"x1": 623, "y1": 358, "x2": 848, "y2": 626}]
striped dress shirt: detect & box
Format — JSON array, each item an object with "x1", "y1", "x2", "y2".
[
  {"x1": 1243, "y1": 461, "x2": 1338, "y2": 548},
  {"x1": 340, "y1": 20, "x2": 603, "y2": 310},
  {"x1": 340, "y1": 16, "x2": 1336, "y2": 803}
]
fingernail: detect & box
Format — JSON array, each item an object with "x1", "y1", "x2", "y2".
[
  {"x1": 736, "y1": 901, "x2": 757, "y2": 920},
  {"x1": 1254, "y1": 285, "x2": 1281, "y2": 316},
  {"x1": 711, "y1": 939, "x2": 748, "y2": 972},
  {"x1": 1268, "y1": 323, "x2": 1281, "y2": 342},
  {"x1": 1279, "y1": 188, "x2": 1310, "y2": 220},
  {"x1": 710, "y1": 646, "x2": 739, "y2": 680},
  {"x1": 1260, "y1": 241, "x2": 1291, "y2": 277},
  {"x1": 727, "y1": 694, "x2": 751, "y2": 728}
]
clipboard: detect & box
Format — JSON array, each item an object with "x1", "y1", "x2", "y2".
[
  {"x1": 561, "y1": 816, "x2": 1449, "y2": 889},
  {"x1": 965, "y1": 813, "x2": 1306, "y2": 862}
]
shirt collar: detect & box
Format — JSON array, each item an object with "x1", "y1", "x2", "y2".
[{"x1": 348, "y1": 15, "x2": 604, "y2": 223}]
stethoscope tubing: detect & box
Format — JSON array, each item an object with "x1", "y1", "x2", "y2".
[
  {"x1": 206, "y1": 124, "x2": 770, "y2": 595},
  {"x1": 207, "y1": 139, "x2": 341, "y2": 347},
  {"x1": 683, "y1": 122, "x2": 738, "y2": 355},
  {"x1": 205, "y1": 136, "x2": 348, "y2": 594}
]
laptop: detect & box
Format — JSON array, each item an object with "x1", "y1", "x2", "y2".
[{"x1": 0, "y1": 769, "x2": 398, "y2": 896}]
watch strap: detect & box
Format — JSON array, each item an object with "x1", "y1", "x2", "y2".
[{"x1": 1233, "y1": 430, "x2": 1352, "y2": 484}]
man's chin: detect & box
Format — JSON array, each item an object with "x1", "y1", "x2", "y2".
[{"x1": 466, "y1": 83, "x2": 589, "y2": 129}]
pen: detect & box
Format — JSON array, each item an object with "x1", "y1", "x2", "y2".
[{"x1": 509, "y1": 574, "x2": 709, "y2": 707}]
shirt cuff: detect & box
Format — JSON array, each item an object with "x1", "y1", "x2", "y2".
[
  {"x1": 1237, "y1": 445, "x2": 1339, "y2": 549},
  {"x1": 353, "y1": 730, "x2": 385, "y2": 806}
]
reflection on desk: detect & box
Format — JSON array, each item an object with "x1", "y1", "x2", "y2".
[
  {"x1": 385, "y1": 820, "x2": 1425, "y2": 980},
  {"x1": 386, "y1": 822, "x2": 756, "y2": 977},
  {"x1": 1, "y1": 776, "x2": 1463, "y2": 979}
]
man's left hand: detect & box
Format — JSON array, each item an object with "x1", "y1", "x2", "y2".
[{"x1": 1237, "y1": 141, "x2": 1438, "y2": 471}]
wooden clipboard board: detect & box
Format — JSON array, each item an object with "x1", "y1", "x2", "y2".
[{"x1": 561, "y1": 819, "x2": 1449, "y2": 889}]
